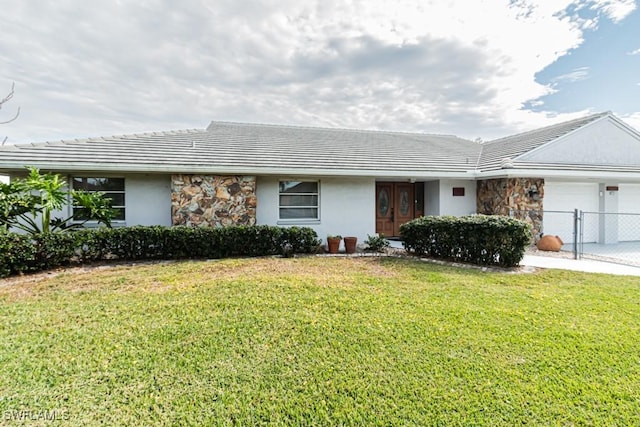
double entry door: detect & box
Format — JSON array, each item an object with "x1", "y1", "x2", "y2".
[{"x1": 375, "y1": 182, "x2": 423, "y2": 237}]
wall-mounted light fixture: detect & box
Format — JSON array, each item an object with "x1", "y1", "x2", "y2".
[{"x1": 527, "y1": 185, "x2": 540, "y2": 201}]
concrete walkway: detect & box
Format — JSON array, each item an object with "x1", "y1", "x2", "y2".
[
  {"x1": 388, "y1": 240, "x2": 640, "y2": 276},
  {"x1": 520, "y1": 254, "x2": 640, "y2": 276}
]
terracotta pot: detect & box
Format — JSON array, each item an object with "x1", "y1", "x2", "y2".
[
  {"x1": 327, "y1": 237, "x2": 342, "y2": 254},
  {"x1": 344, "y1": 236, "x2": 358, "y2": 254},
  {"x1": 537, "y1": 235, "x2": 563, "y2": 252}
]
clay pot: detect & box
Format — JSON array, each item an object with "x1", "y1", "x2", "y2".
[
  {"x1": 327, "y1": 237, "x2": 342, "y2": 254},
  {"x1": 537, "y1": 235, "x2": 564, "y2": 252},
  {"x1": 344, "y1": 236, "x2": 358, "y2": 254}
]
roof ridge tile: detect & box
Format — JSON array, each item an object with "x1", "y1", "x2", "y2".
[{"x1": 207, "y1": 120, "x2": 468, "y2": 140}]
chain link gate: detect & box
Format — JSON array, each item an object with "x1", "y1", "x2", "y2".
[
  {"x1": 510, "y1": 208, "x2": 640, "y2": 266},
  {"x1": 509, "y1": 208, "x2": 578, "y2": 257},
  {"x1": 578, "y1": 211, "x2": 640, "y2": 266}
]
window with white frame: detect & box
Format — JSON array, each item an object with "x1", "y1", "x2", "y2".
[
  {"x1": 279, "y1": 180, "x2": 319, "y2": 220},
  {"x1": 72, "y1": 177, "x2": 125, "y2": 221}
]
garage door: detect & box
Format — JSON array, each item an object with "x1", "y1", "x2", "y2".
[
  {"x1": 619, "y1": 184, "x2": 640, "y2": 241},
  {"x1": 543, "y1": 182, "x2": 599, "y2": 243}
]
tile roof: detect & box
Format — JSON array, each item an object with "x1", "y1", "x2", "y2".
[
  {"x1": 0, "y1": 121, "x2": 481, "y2": 176},
  {"x1": 1, "y1": 111, "x2": 637, "y2": 177}
]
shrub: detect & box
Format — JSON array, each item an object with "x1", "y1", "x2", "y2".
[
  {"x1": 281, "y1": 226, "x2": 322, "y2": 254},
  {"x1": 364, "y1": 234, "x2": 390, "y2": 252},
  {"x1": 400, "y1": 215, "x2": 532, "y2": 267},
  {"x1": 0, "y1": 225, "x2": 320, "y2": 278},
  {"x1": 0, "y1": 233, "x2": 35, "y2": 277}
]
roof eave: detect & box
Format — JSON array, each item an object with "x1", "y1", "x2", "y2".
[
  {"x1": 478, "y1": 167, "x2": 640, "y2": 181},
  {"x1": 0, "y1": 161, "x2": 478, "y2": 179}
]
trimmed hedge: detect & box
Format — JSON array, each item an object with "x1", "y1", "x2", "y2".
[
  {"x1": 0, "y1": 225, "x2": 320, "y2": 278},
  {"x1": 400, "y1": 215, "x2": 532, "y2": 267}
]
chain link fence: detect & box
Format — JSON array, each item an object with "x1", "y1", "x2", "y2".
[
  {"x1": 510, "y1": 209, "x2": 640, "y2": 266},
  {"x1": 510, "y1": 208, "x2": 577, "y2": 254},
  {"x1": 580, "y1": 212, "x2": 640, "y2": 267}
]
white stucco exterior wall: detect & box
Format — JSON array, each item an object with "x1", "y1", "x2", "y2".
[
  {"x1": 256, "y1": 176, "x2": 376, "y2": 243},
  {"x1": 424, "y1": 181, "x2": 440, "y2": 216},
  {"x1": 125, "y1": 174, "x2": 172, "y2": 226},
  {"x1": 598, "y1": 183, "x2": 618, "y2": 244},
  {"x1": 438, "y1": 180, "x2": 477, "y2": 216},
  {"x1": 423, "y1": 180, "x2": 476, "y2": 216}
]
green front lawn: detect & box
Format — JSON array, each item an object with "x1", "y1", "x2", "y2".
[{"x1": 1, "y1": 257, "x2": 639, "y2": 425}]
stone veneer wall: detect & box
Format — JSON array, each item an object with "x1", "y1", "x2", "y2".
[
  {"x1": 476, "y1": 178, "x2": 544, "y2": 237},
  {"x1": 171, "y1": 175, "x2": 257, "y2": 227}
]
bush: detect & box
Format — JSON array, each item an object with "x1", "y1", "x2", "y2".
[
  {"x1": 364, "y1": 234, "x2": 390, "y2": 252},
  {"x1": 281, "y1": 227, "x2": 322, "y2": 254},
  {"x1": 0, "y1": 225, "x2": 320, "y2": 278},
  {"x1": 400, "y1": 215, "x2": 532, "y2": 267},
  {"x1": 0, "y1": 233, "x2": 35, "y2": 277}
]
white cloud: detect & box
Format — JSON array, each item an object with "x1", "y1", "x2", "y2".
[
  {"x1": 559, "y1": 0, "x2": 637, "y2": 27},
  {"x1": 620, "y1": 112, "x2": 640, "y2": 133},
  {"x1": 0, "y1": 0, "x2": 637, "y2": 143},
  {"x1": 591, "y1": 0, "x2": 637, "y2": 22},
  {"x1": 629, "y1": 48, "x2": 640, "y2": 55},
  {"x1": 552, "y1": 67, "x2": 591, "y2": 83}
]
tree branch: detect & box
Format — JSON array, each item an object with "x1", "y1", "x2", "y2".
[
  {"x1": 0, "y1": 82, "x2": 21, "y2": 125},
  {"x1": 0, "y1": 82, "x2": 15, "y2": 105},
  {"x1": 0, "y1": 107, "x2": 20, "y2": 125}
]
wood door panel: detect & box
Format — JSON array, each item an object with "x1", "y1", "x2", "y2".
[
  {"x1": 375, "y1": 183, "x2": 394, "y2": 237},
  {"x1": 393, "y1": 183, "x2": 414, "y2": 236},
  {"x1": 376, "y1": 182, "x2": 417, "y2": 237}
]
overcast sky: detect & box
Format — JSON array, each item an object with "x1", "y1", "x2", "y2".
[{"x1": 1, "y1": 0, "x2": 639, "y2": 144}]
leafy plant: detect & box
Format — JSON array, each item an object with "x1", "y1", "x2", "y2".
[
  {"x1": 0, "y1": 167, "x2": 115, "y2": 234},
  {"x1": 364, "y1": 233, "x2": 390, "y2": 252},
  {"x1": 0, "y1": 180, "x2": 35, "y2": 233}
]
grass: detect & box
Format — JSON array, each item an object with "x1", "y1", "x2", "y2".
[{"x1": 0, "y1": 256, "x2": 639, "y2": 426}]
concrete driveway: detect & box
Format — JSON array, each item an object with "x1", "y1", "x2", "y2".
[
  {"x1": 389, "y1": 240, "x2": 640, "y2": 276},
  {"x1": 521, "y1": 254, "x2": 640, "y2": 276}
]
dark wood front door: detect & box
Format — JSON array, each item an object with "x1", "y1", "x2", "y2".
[
  {"x1": 393, "y1": 183, "x2": 414, "y2": 236},
  {"x1": 375, "y1": 182, "x2": 423, "y2": 237},
  {"x1": 375, "y1": 183, "x2": 394, "y2": 237}
]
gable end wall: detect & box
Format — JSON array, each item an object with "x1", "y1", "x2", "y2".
[{"x1": 519, "y1": 118, "x2": 640, "y2": 166}]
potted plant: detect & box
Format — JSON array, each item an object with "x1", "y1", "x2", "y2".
[
  {"x1": 326, "y1": 235, "x2": 342, "y2": 254},
  {"x1": 343, "y1": 236, "x2": 358, "y2": 254}
]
